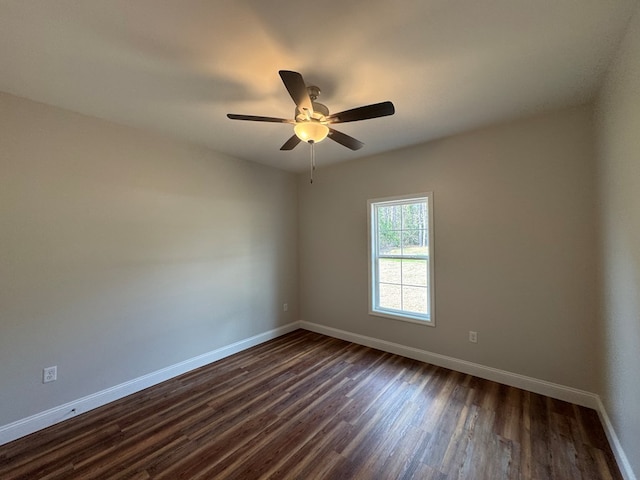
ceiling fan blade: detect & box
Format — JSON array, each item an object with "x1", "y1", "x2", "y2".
[
  {"x1": 227, "y1": 114, "x2": 294, "y2": 123},
  {"x1": 326, "y1": 101, "x2": 395, "y2": 124},
  {"x1": 279, "y1": 70, "x2": 313, "y2": 114},
  {"x1": 280, "y1": 135, "x2": 302, "y2": 151},
  {"x1": 328, "y1": 128, "x2": 364, "y2": 150}
]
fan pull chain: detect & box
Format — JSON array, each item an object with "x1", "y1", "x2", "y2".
[{"x1": 309, "y1": 140, "x2": 316, "y2": 184}]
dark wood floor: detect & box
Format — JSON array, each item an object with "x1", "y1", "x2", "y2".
[{"x1": 0, "y1": 330, "x2": 622, "y2": 479}]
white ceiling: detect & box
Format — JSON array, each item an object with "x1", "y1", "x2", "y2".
[{"x1": 1, "y1": 1, "x2": 637, "y2": 172}]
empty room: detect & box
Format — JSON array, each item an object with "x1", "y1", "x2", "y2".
[{"x1": 1, "y1": 1, "x2": 639, "y2": 479}]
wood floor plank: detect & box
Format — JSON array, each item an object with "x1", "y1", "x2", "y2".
[{"x1": 0, "y1": 330, "x2": 624, "y2": 479}]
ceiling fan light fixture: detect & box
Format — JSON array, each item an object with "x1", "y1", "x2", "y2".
[
  {"x1": 227, "y1": 70, "x2": 394, "y2": 152},
  {"x1": 294, "y1": 121, "x2": 329, "y2": 143}
]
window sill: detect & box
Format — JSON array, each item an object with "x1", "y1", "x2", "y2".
[{"x1": 369, "y1": 310, "x2": 435, "y2": 327}]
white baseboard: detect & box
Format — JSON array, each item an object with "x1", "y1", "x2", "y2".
[
  {"x1": 299, "y1": 321, "x2": 599, "y2": 408},
  {"x1": 0, "y1": 322, "x2": 300, "y2": 447},
  {"x1": 594, "y1": 397, "x2": 637, "y2": 480}
]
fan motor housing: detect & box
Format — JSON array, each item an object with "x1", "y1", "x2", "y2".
[
  {"x1": 295, "y1": 85, "x2": 329, "y2": 122},
  {"x1": 296, "y1": 101, "x2": 329, "y2": 123}
]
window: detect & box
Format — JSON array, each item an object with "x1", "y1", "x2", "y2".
[{"x1": 368, "y1": 193, "x2": 435, "y2": 325}]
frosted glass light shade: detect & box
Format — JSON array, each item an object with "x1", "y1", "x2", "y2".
[{"x1": 294, "y1": 121, "x2": 329, "y2": 143}]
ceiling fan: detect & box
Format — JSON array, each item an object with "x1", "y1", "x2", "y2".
[{"x1": 227, "y1": 70, "x2": 395, "y2": 152}]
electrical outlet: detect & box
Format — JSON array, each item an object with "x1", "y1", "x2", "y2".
[
  {"x1": 283, "y1": 303, "x2": 288, "y2": 312},
  {"x1": 469, "y1": 331, "x2": 478, "y2": 343},
  {"x1": 43, "y1": 366, "x2": 57, "y2": 383}
]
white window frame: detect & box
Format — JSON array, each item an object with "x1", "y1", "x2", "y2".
[{"x1": 368, "y1": 192, "x2": 435, "y2": 326}]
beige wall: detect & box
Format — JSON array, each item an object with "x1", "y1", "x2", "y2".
[
  {"x1": 299, "y1": 105, "x2": 599, "y2": 391},
  {"x1": 596, "y1": 4, "x2": 640, "y2": 477},
  {"x1": 0, "y1": 92, "x2": 298, "y2": 426}
]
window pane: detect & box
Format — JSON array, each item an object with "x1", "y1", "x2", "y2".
[
  {"x1": 402, "y1": 229, "x2": 428, "y2": 255},
  {"x1": 377, "y1": 205, "x2": 401, "y2": 255},
  {"x1": 401, "y1": 259, "x2": 427, "y2": 286},
  {"x1": 379, "y1": 258, "x2": 401, "y2": 284},
  {"x1": 378, "y1": 228, "x2": 401, "y2": 255},
  {"x1": 379, "y1": 283, "x2": 402, "y2": 310},
  {"x1": 402, "y1": 286, "x2": 428, "y2": 314},
  {"x1": 402, "y1": 202, "x2": 426, "y2": 229},
  {"x1": 378, "y1": 205, "x2": 402, "y2": 229}
]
